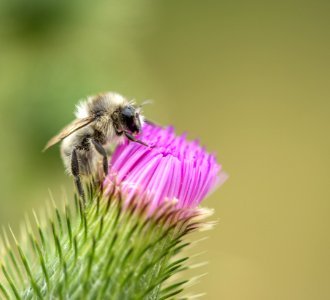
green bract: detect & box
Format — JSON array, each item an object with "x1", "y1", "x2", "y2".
[{"x1": 0, "y1": 186, "x2": 212, "y2": 300}]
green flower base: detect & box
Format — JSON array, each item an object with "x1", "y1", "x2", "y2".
[{"x1": 1, "y1": 185, "x2": 210, "y2": 300}]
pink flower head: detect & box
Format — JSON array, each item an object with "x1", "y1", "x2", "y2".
[{"x1": 104, "y1": 124, "x2": 225, "y2": 210}]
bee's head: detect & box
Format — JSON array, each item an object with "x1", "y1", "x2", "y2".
[{"x1": 120, "y1": 105, "x2": 142, "y2": 134}]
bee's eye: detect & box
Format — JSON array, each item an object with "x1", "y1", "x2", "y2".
[
  {"x1": 121, "y1": 106, "x2": 134, "y2": 118},
  {"x1": 121, "y1": 106, "x2": 140, "y2": 133}
]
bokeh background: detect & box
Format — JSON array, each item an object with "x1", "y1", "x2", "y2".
[{"x1": 0, "y1": 1, "x2": 329, "y2": 299}]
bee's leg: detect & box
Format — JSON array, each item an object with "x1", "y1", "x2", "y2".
[
  {"x1": 124, "y1": 131, "x2": 149, "y2": 147},
  {"x1": 71, "y1": 148, "x2": 85, "y2": 202},
  {"x1": 92, "y1": 140, "x2": 108, "y2": 175}
]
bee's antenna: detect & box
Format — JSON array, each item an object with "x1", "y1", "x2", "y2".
[{"x1": 138, "y1": 99, "x2": 153, "y2": 109}]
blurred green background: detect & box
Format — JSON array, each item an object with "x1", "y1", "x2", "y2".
[{"x1": 0, "y1": 0, "x2": 329, "y2": 299}]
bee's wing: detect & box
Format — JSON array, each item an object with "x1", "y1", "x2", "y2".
[{"x1": 43, "y1": 117, "x2": 95, "y2": 151}]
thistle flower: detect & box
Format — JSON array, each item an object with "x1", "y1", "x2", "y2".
[
  {"x1": 105, "y1": 123, "x2": 226, "y2": 210},
  {"x1": 0, "y1": 123, "x2": 225, "y2": 300}
]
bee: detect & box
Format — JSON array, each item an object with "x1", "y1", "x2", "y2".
[{"x1": 44, "y1": 92, "x2": 148, "y2": 200}]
